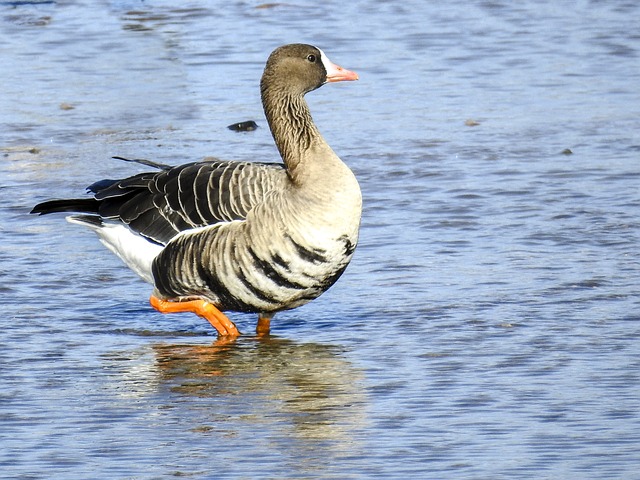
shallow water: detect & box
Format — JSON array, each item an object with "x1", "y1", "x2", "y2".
[{"x1": 2, "y1": 0, "x2": 640, "y2": 478}]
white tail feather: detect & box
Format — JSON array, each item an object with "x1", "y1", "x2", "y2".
[{"x1": 66, "y1": 216, "x2": 162, "y2": 285}]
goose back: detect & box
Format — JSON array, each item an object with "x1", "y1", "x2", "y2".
[{"x1": 90, "y1": 160, "x2": 287, "y2": 245}]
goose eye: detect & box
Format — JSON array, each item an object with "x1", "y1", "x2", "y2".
[{"x1": 306, "y1": 54, "x2": 317, "y2": 63}]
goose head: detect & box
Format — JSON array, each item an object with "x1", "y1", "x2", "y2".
[{"x1": 261, "y1": 44, "x2": 358, "y2": 96}]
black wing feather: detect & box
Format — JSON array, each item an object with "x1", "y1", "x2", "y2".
[{"x1": 33, "y1": 159, "x2": 287, "y2": 246}]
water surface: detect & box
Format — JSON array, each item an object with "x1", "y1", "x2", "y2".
[{"x1": 1, "y1": 1, "x2": 639, "y2": 478}]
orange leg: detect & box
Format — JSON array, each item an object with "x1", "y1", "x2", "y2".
[
  {"x1": 150, "y1": 295, "x2": 240, "y2": 337},
  {"x1": 256, "y1": 313, "x2": 273, "y2": 336}
]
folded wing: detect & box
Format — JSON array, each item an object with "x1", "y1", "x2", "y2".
[{"x1": 33, "y1": 159, "x2": 287, "y2": 245}]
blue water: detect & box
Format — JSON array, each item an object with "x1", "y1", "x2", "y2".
[{"x1": 2, "y1": 1, "x2": 640, "y2": 478}]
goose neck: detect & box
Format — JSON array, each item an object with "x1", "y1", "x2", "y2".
[{"x1": 261, "y1": 85, "x2": 324, "y2": 176}]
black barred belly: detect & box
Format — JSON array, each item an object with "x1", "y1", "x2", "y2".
[{"x1": 152, "y1": 227, "x2": 353, "y2": 314}]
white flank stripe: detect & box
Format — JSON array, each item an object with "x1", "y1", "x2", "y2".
[{"x1": 66, "y1": 217, "x2": 163, "y2": 285}]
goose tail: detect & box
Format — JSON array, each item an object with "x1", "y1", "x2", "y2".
[
  {"x1": 30, "y1": 198, "x2": 99, "y2": 216},
  {"x1": 66, "y1": 214, "x2": 162, "y2": 285}
]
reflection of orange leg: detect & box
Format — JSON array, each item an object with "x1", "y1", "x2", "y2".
[
  {"x1": 150, "y1": 295, "x2": 240, "y2": 337},
  {"x1": 256, "y1": 313, "x2": 273, "y2": 336}
]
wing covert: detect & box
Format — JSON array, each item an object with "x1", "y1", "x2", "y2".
[{"x1": 93, "y1": 160, "x2": 287, "y2": 245}]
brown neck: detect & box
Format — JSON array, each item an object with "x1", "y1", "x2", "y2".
[{"x1": 261, "y1": 82, "x2": 322, "y2": 178}]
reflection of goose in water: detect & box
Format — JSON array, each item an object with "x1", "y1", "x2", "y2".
[
  {"x1": 103, "y1": 336, "x2": 368, "y2": 472},
  {"x1": 155, "y1": 337, "x2": 367, "y2": 440}
]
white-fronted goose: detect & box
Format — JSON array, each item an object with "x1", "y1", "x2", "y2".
[{"x1": 31, "y1": 44, "x2": 361, "y2": 337}]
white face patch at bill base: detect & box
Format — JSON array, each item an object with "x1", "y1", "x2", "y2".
[{"x1": 317, "y1": 47, "x2": 359, "y2": 83}]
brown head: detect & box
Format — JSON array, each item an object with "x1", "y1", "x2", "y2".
[{"x1": 260, "y1": 44, "x2": 358, "y2": 97}]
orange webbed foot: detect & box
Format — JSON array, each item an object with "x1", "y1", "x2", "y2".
[
  {"x1": 256, "y1": 313, "x2": 273, "y2": 336},
  {"x1": 150, "y1": 295, "x2": 240, "y2": 337}
]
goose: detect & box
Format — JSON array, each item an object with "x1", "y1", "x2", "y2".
[{"x1": 31, "y1": 44, "x2": 361, "y2": 337}]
